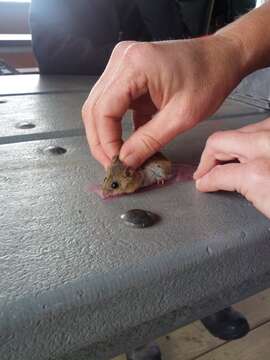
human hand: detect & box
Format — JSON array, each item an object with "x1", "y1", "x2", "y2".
[
  {"x1": 82, "y1": 35, "x2": 244, "y2": 169},
  {"x1": 194, "y1": 118, "x2": 270, "y2": 219}
]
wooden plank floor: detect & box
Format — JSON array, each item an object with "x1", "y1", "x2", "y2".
[{"x1": 113, "y1": 288, "x2": 270, "y2": 360}]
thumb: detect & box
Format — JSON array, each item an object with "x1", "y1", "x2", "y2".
[{"x1": 120, "y1": 95, "x2": 199, "y2": 168}]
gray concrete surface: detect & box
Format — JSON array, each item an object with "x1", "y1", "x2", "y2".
[
  {"x1": 232, "y1": 68, "x2": 270, "y2": 110},
  {"x1": 0, "y1": 74, "x2": 96, "y2": 96},
  {"x1": 235, "y1": 67, "x2": 270, "y2": 103},
  {"x1": 0, "y1": 88, "x2": 266, "y2": 145},
  {"x1": 1, "y1": 76, "x2": 270, "y2": 360}
]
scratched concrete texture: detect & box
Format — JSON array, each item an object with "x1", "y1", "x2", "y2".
[
  {"x1": 0, "y1": 74, "x2": 96, "y2": 96},
  {"x1": 1, "y1": 84, "x2": 270, "y2": 359},
  {"x1": 0, "y1": 92, "x2": 267, "y2": 145},
  {"x1": 236, "y1": 67, "x2": 270, "y2": 101}
]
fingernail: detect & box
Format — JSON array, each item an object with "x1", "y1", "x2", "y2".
[
  {"x1": 120, "y1": 152, "x2": 139, "y2": 168},
  {"x1": 194, "y1": 173, "x2": 202, "y2": 181},
  {"x1": 195, "y1": 179, "x2": 202, "y2": 189}
]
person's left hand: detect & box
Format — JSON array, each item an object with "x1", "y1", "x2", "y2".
[{"x1": 194, "y1": 118, "x2": 270, "y2": 219}]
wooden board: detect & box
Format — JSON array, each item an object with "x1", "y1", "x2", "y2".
[
  {"x1": 197, "y1": 322, "x2": 270, "y2": 360},
  {"x1": 113, "y1": 288, "x2": 270, "y2": 360}
]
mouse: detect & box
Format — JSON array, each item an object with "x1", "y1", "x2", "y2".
[{"x1": 102, "y1": 152, "x2": 172, "y2": 197}]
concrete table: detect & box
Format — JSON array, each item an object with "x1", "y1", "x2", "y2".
[
  {"x1": 1, "y1": 76, "x2": 270, "y2": 360},
  {"x1": 0, "y1": 74, "x2": 96, "y2": 96}
]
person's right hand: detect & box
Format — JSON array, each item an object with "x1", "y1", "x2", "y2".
[{"x1": 82, "y1": 35, "x2": 245, "y2": 169}]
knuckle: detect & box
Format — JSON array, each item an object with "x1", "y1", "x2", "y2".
[
  {"x1": 206, "y1": 131, "x2": 224, "y2": 147},
  {"x1": 114, "y1": 41, "x2": 136, "y2": 54},
  {"x1": 124, "y1": 42, "x2": 156, "y2": 65},
  {"x1": 139, "y1": 130, "x2": 162, "y2": 154}
]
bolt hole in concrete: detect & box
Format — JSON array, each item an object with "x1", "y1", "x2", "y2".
[
  {"x1": 121, "y1": 209, "x2": 160, "y2": 228},
  {"x1": 16, "y1": 122, "x2": 36, "y2": 129},
  {"x1": 45, "y1": 146, "x2": 67, "y2": 155}
]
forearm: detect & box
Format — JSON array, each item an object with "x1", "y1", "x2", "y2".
[{"x1": 215, "y1": 1, "x2": 270, "y2": 76}]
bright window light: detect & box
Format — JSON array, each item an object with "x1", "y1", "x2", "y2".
[
  {"x1": 256, "y1": 0, "x2": 266, "y2": 6},
  {"x1": 0, "y1": 34, "x2": 32, "y2": 40},
  {"x1": 0, "y1": 0, "x2": 31, "y2": 2}
]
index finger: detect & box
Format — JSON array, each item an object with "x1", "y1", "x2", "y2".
[
  {"x1": 82, "y1": 41, "x2": 136, "y2": 168},
  {"x1": 87, "y1": 57, "x2": 148, "y2": 168},
  {"x1": 194, "y1": 130, "x2": 258, "y2": 179}
]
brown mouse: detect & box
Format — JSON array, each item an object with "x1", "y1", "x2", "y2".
[{"x1": 102, "y1": 152, "x2": 172, "y2": 197}]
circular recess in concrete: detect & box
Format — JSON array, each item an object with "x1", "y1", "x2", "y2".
[
  {"x1": 16, "y1": 122, "x2": 36, "y2": 129},
  {"x1": 44, "y1": 146, "x2": 67, "y2": 155},
  {"x1": 120, "y1": 209, "x2": 159, "y2": 228}
]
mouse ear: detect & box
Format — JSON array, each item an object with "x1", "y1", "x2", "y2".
[
  {"x1": 124, "y1": 167, "x2": 135, "y2": 177},
  {"x1": 112, "y1": 155, "x2": 119, "y2": 162}
]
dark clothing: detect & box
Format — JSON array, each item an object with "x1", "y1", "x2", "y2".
[
  {"x1": 134, "y1": 0, "x2": 190, "y2": 41},
  {"x1": 30, "y1": 0, "x2": 189, "y2": 75},
  {"x1": 211, "y1": 0, "x2": 256, "y2": 31}
]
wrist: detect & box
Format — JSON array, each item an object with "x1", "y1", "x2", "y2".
[
  {"x1": 214, "y1": 30, "x2": 252, "y2": 79},
  {"x1": 194, "y1": 33, "x2": 246, "y2": 92},
  {"x1": 214, "y1": 3, "x2": 270, "y2": 77}
]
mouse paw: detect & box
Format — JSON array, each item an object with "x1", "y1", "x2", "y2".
[{"x1": 157, "y1": 179, "x2": 165, "y2": 185}]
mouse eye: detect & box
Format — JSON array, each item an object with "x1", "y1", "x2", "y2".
[{"x1": 111, "y1": 181, "x2": 119, "y2": 189}]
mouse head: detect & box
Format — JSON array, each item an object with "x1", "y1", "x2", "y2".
[{"x1": 102, "y1": 156, "x2": 143, "y2": 197}]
